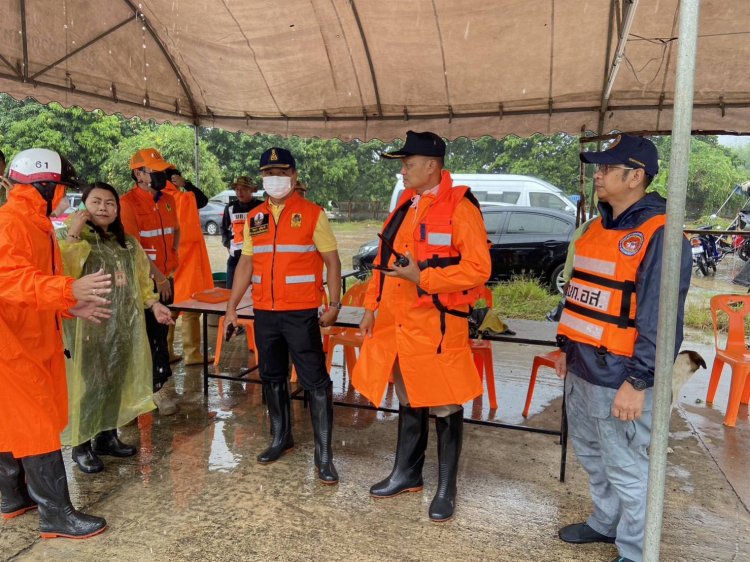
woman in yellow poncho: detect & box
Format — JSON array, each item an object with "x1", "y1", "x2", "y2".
[{"x1": 59, "y1": 182, "x2": 174, "y2": 473}]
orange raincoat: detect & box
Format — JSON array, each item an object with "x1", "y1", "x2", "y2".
[
  {"x1": 352, "y1": 171, "x2": 491, "y2": 407},
  {"x1": 164, "y1": 183, "x2": 214, "y2": 302},
  {"x1": 0, "y1": 184, "x2": 77, "y2": 457}
]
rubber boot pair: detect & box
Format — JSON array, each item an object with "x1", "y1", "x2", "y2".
[
  {"x1": 0, "y1": 452, "x2": 36, "y2": 519},
  {"x1": 370, "y1": 406, "x2": 463, "y2": 522},
  {"x1": 72, "y1": 430, "x2": 137, "y2": 474},
  {"x1": 14, "y1": 450, "x2": 107, "y2": 539},
  {"x1": 257, "y1": 381, "x2": 338, "y2": 484}
]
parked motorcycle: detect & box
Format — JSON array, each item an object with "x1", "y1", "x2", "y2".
[{"x1": 690, "y1": 225, "x2": 734, "y2": 276}]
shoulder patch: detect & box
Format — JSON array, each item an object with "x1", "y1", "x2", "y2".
[{"x1": 619, "y1": 231, "x2": 645, "y2": 256}]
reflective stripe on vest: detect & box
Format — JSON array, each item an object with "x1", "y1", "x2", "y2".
[
  {"x1": 276, "y1": 244, "x2": 317, "y2": 253},
  {"x1": 427, "y1": 232, "x2": 452, "y2": 246},
  {"x1": 254, "y1": 245, "x2": 274, "y2": 254},
  {"x1": 557, "y1": 214, "x2": 667, "y2": 357},
  {"x1": 286, "y1": 274, "x2": 316, "y2": 284},
  {"x1": 251, "y1": 275, "x2": 261, "y2": 284},
  {"x1": 140, "y1": 227, "x2": 175, "y2": 238}
]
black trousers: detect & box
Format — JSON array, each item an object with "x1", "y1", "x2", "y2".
[
  {"x1": 145, "y1": 278, "x2": 173, "y2": 391},
  {"x1": 253, "y1": 308, "x2": 330, "y2": 391},
  {"x1": 226, "y1": 251, "x2": 241, "y2": 289}
]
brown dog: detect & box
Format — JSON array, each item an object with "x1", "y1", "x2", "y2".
[{"x1": 671, "y1": 350, "x2": 707, "y2": 408}]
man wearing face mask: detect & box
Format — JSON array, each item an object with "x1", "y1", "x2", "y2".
[
  {"x1": 225, "y1": 147, "x2": 342, "y2": 485},
  {"x1": 0, "y1": 148, "x2": 111, "y2": 538},
  {"x1": 120, "y1": 148, "x2": 181, "y2": 415}
]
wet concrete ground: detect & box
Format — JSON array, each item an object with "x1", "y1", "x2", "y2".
[{"x1": 2, "y1": 319, "x2": 748, "y2": 562}]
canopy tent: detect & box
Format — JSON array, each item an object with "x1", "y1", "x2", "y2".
[{"x1": 0, "y1": 0, "x2": 748, "y2": 139}]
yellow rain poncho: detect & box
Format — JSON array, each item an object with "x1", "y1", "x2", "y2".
[{"x1": 58, "y1": 223, "x2": 157, "y2": 446}]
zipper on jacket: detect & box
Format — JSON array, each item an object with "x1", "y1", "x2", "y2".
[
  {"x1": 156, "y1": 203, "x2": 169, "y2": 275},
  {"x1": 270, "y1": 207, "x2": 282, "y2": 310}
]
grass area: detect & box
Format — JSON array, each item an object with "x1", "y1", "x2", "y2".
[
  {"x1": 491, "y1": 277, "x2": 560, "y2": 320},
  {"x1": 330, "y1": 220, "x2": 382, "y2": 233},
  {"x1": 684, "y1": 300, "x2": 716, "y2": 331}
]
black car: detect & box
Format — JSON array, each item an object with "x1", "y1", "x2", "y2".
[
  {"x1": 352, "y1": 206, "x2": 575, "y2": 293},
  {"x1": 199, "y1": 202, "x2": 226, "y2": 235}
]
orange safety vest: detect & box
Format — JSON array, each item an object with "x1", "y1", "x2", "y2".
[
  {"x1": 249, "y1": 192, "x2": 324, "y2": 311},
  {"x1": 120, "y1": 186, "x2": 180, "y2": 277},
  {"x1": 376, "y1": 176, "x2": 485, "y2": 316},
  {"x1": 557, "y1": 214, "x2": 666, "y2": 357},
  {"x1": 229, "y1": 207, "x2": 247, "y2": 253}
]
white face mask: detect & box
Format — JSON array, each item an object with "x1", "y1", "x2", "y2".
[{"x1": 263, "y1": 176, "x2": 293, "y2": 199}]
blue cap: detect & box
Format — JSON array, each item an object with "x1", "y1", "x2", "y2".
[
  {"x1": 580, "y1": 134, "x2": 659, "y2": 177},
  {"x1": 259, "y1": 147, "x2": 296, "y2": 171}
]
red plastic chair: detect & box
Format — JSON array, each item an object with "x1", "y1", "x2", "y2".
[
  {"x1": 523, "y1": 349, "x2": 562, "y2": 417},
  {"x1": 706, "y1": 294, "x2": 750, "y2": 427},
  {"x1": 471, "y1": 287, "x2": 497, "y2": 409}
]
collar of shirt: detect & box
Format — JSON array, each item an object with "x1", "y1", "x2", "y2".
[{"x1": 410, "y1": 183, "x2": 440, "y2": 208}]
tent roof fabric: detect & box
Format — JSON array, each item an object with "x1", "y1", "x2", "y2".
[{"x1": 0, "y1": 0, "x2": 748, "y2": 140}]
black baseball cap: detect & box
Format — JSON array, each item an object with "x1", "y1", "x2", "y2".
[
  {"x1": 259, "y1": 147, "x2": 296, "y2": 171},
  {"x1": 382, "y1": 130, "x2": 446, "y2": 159},
  {"x1": 580, "y1": 134, "x2": 659, "y2": 177}
]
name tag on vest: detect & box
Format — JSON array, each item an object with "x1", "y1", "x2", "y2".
[
  {"x1": 565, "y1": 279, "x2": 611, "y2": 311},
  {"x1": 249, "y1": 213, "x2": 270, "y2": 236}
]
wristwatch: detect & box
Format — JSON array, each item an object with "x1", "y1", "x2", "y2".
[
  {"x1": 626, "y1": 376, "x2": 648, "y2": 391},
  {"x1": 329, "y1": 301, "x2": 342, "y2": 310}
]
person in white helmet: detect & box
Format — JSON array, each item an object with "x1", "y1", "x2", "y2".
[{"x1": 0, "y1": 148, "x2": 111, "y2": 539}]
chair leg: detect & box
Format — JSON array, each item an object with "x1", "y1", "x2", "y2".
[
  {"x1": 344, "y1": 346, "x2": 358, "y2": 376},
  {"x1": 245, "y1": 322, "x2": 256, "y2": 354},
  {"x1": 325, "y1": 343, "x2": 337, "y2": 373},
  {"x1": 523, "y1": 359, "x2": 541, "y2": 418},
  {"x1": 742, "y1": 375, "x2": 750, "y2": 405},
  {"x1": 214, "y1": 317, "x2": 225, "y2": 367},
  {"x1": 706, "y1": 357, "x2": 725, "y2": 405},
  {"x1": 483, "y1": 350, "x2": 497, "y2": 409},
  {"x1": 473, "y1": 353, "x2": 484, "y2": 383},
  {"x1": 724, "y1": 367, "x2": 750, "y2": 427}
]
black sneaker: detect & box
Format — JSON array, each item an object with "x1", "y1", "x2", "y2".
[{"x1": 558, "y1": 522, "x2": 616, "y2": 544}]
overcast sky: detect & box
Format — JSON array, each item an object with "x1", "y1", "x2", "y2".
[{"x1": 718, "y1": 135, "x2": 750, "y2": 147}]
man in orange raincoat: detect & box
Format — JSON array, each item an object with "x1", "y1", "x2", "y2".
[
  {"x1": 0, "y1": 148, "x2": 111, "y2": 539},
  {"x1": 164, "y1": 168, "x2": 214, "y2": 366},
  {"x1": 352, "y1": 131, "x2": 491, "y2": 522}
]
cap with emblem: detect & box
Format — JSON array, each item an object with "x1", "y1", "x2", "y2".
[
  {"x1": 259, "y1": 147, "x2": 296, "y2": 171},
  {"x1": 580, "y1": 134, "x2": 659, "y2": 177},
  {"x1": 130, "y1": 148, "x2": 174, "y2": 171},
  {"x1": 382, "y1": 130, "x2": 446, "y2": 159}
]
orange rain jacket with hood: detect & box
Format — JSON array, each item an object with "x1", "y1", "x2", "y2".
[
  {"x1": 0, "y1": 184, "x2": 78, "y2": 457},
  {"x1": 163, "y1": 182, "x2": 213, "y2": 302},
  {"x1": 352, "y1": 170, "x2": 491, "y2": 407}
]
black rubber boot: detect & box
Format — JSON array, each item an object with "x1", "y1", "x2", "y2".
[
  {"x1": 92, "y1": 429, "x2": 137, "y2": 458},
  {"x1": 71, "y1": 442, "x2": 104, "y2": 474},
  {"x1": 428, "y1": 408, "x2": 464, "y2": 522},
  {"x1": 0, "y1": 452, "x2": 37, "y2": 519},
  {"x1": 21, "y1": 450, "x2": 107, "y2": 539},
  {"x1": 370, "y1": 405, "x2": 429, "y2": 498},
  {"x1": 257, "y1": 381, "x2": 294, "y2": 464},
  {"x1": 309, "y1": 385, "x2": 338, "y2": 485}
]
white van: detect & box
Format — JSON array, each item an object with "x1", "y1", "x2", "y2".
[
  {"x1": 388, "y1": 174, "x2": 575, "y2": 214},
  {"x1": 209, "y1": 188, "x2": 266, "y2": 205}
]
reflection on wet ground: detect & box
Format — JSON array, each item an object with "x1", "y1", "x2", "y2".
[{"x1": 2, "y1": 319, "x2": 749, "y2": 562}]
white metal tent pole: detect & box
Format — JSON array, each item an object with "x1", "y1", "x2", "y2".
[
  {"x1": 193, "y1": 125, "x2": 201, "y2": 190},
  {"x1": 643, "y1": 1, "x2": 701, "y2": 561}
]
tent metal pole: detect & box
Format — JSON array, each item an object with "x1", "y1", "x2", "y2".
[
  {"x1": 643, "y1": 1, "x2": 700, "y2": 561},
  {"x1": 193, "y1": 125, "x2": 201, "y2": 191}
]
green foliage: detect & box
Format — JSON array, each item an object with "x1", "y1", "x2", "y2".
[{"x1": 490, "y1": 278, "x2": 561, "y2": 320}]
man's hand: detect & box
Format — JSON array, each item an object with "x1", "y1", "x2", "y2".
[
  {"x1": 72, "y1": 269, "x2": 112, "y2": 304},
  {"x1": 360, "y1": 309, "x2": 375, "y2": 338},
  {"x1": 612, "y1": 381, "x2": 646, "y2": 421},
  {"x1": 386, "y1": 251, "x2": 420, "y2": 284},
  {"x1": 318, "y1": 307, "x2": 339, "y2": 327},
  {"x1": 224, "y1": 308, "x2": 239, "y2": 341},
  {"x1": 170, "y1": 174, "x2": 186, "y2": 189},
  {"x1": 153, "y1": 271, "x2": 172, "y2": 301},
  {"x1": 151, "y1": 302, "x2": 176, "y2": 325},
  {"x1": 69, "y1": 300, "x2": 112, "y2": 324},
  {"x1": 554, "y1": 351, "x2": 567, "y2": 379}
]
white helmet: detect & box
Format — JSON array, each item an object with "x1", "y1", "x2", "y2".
[{"x1": 8, "y1": 148, "x2": 63, "y2": 184}]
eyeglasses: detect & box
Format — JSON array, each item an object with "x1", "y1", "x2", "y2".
[{"x1": 594, "y1": 164, "x2": 636, "y2": 175}]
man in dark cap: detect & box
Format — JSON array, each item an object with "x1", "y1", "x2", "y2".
[
  {"x1": 351, "y1": 130, "x2": 491, "y2": 522},
  {"x1": 554, "y1": 134, "x2": 692, "y2": 562},
  {"x1": 225, "y1": 147, "x2": 342, "y2": 485}
]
